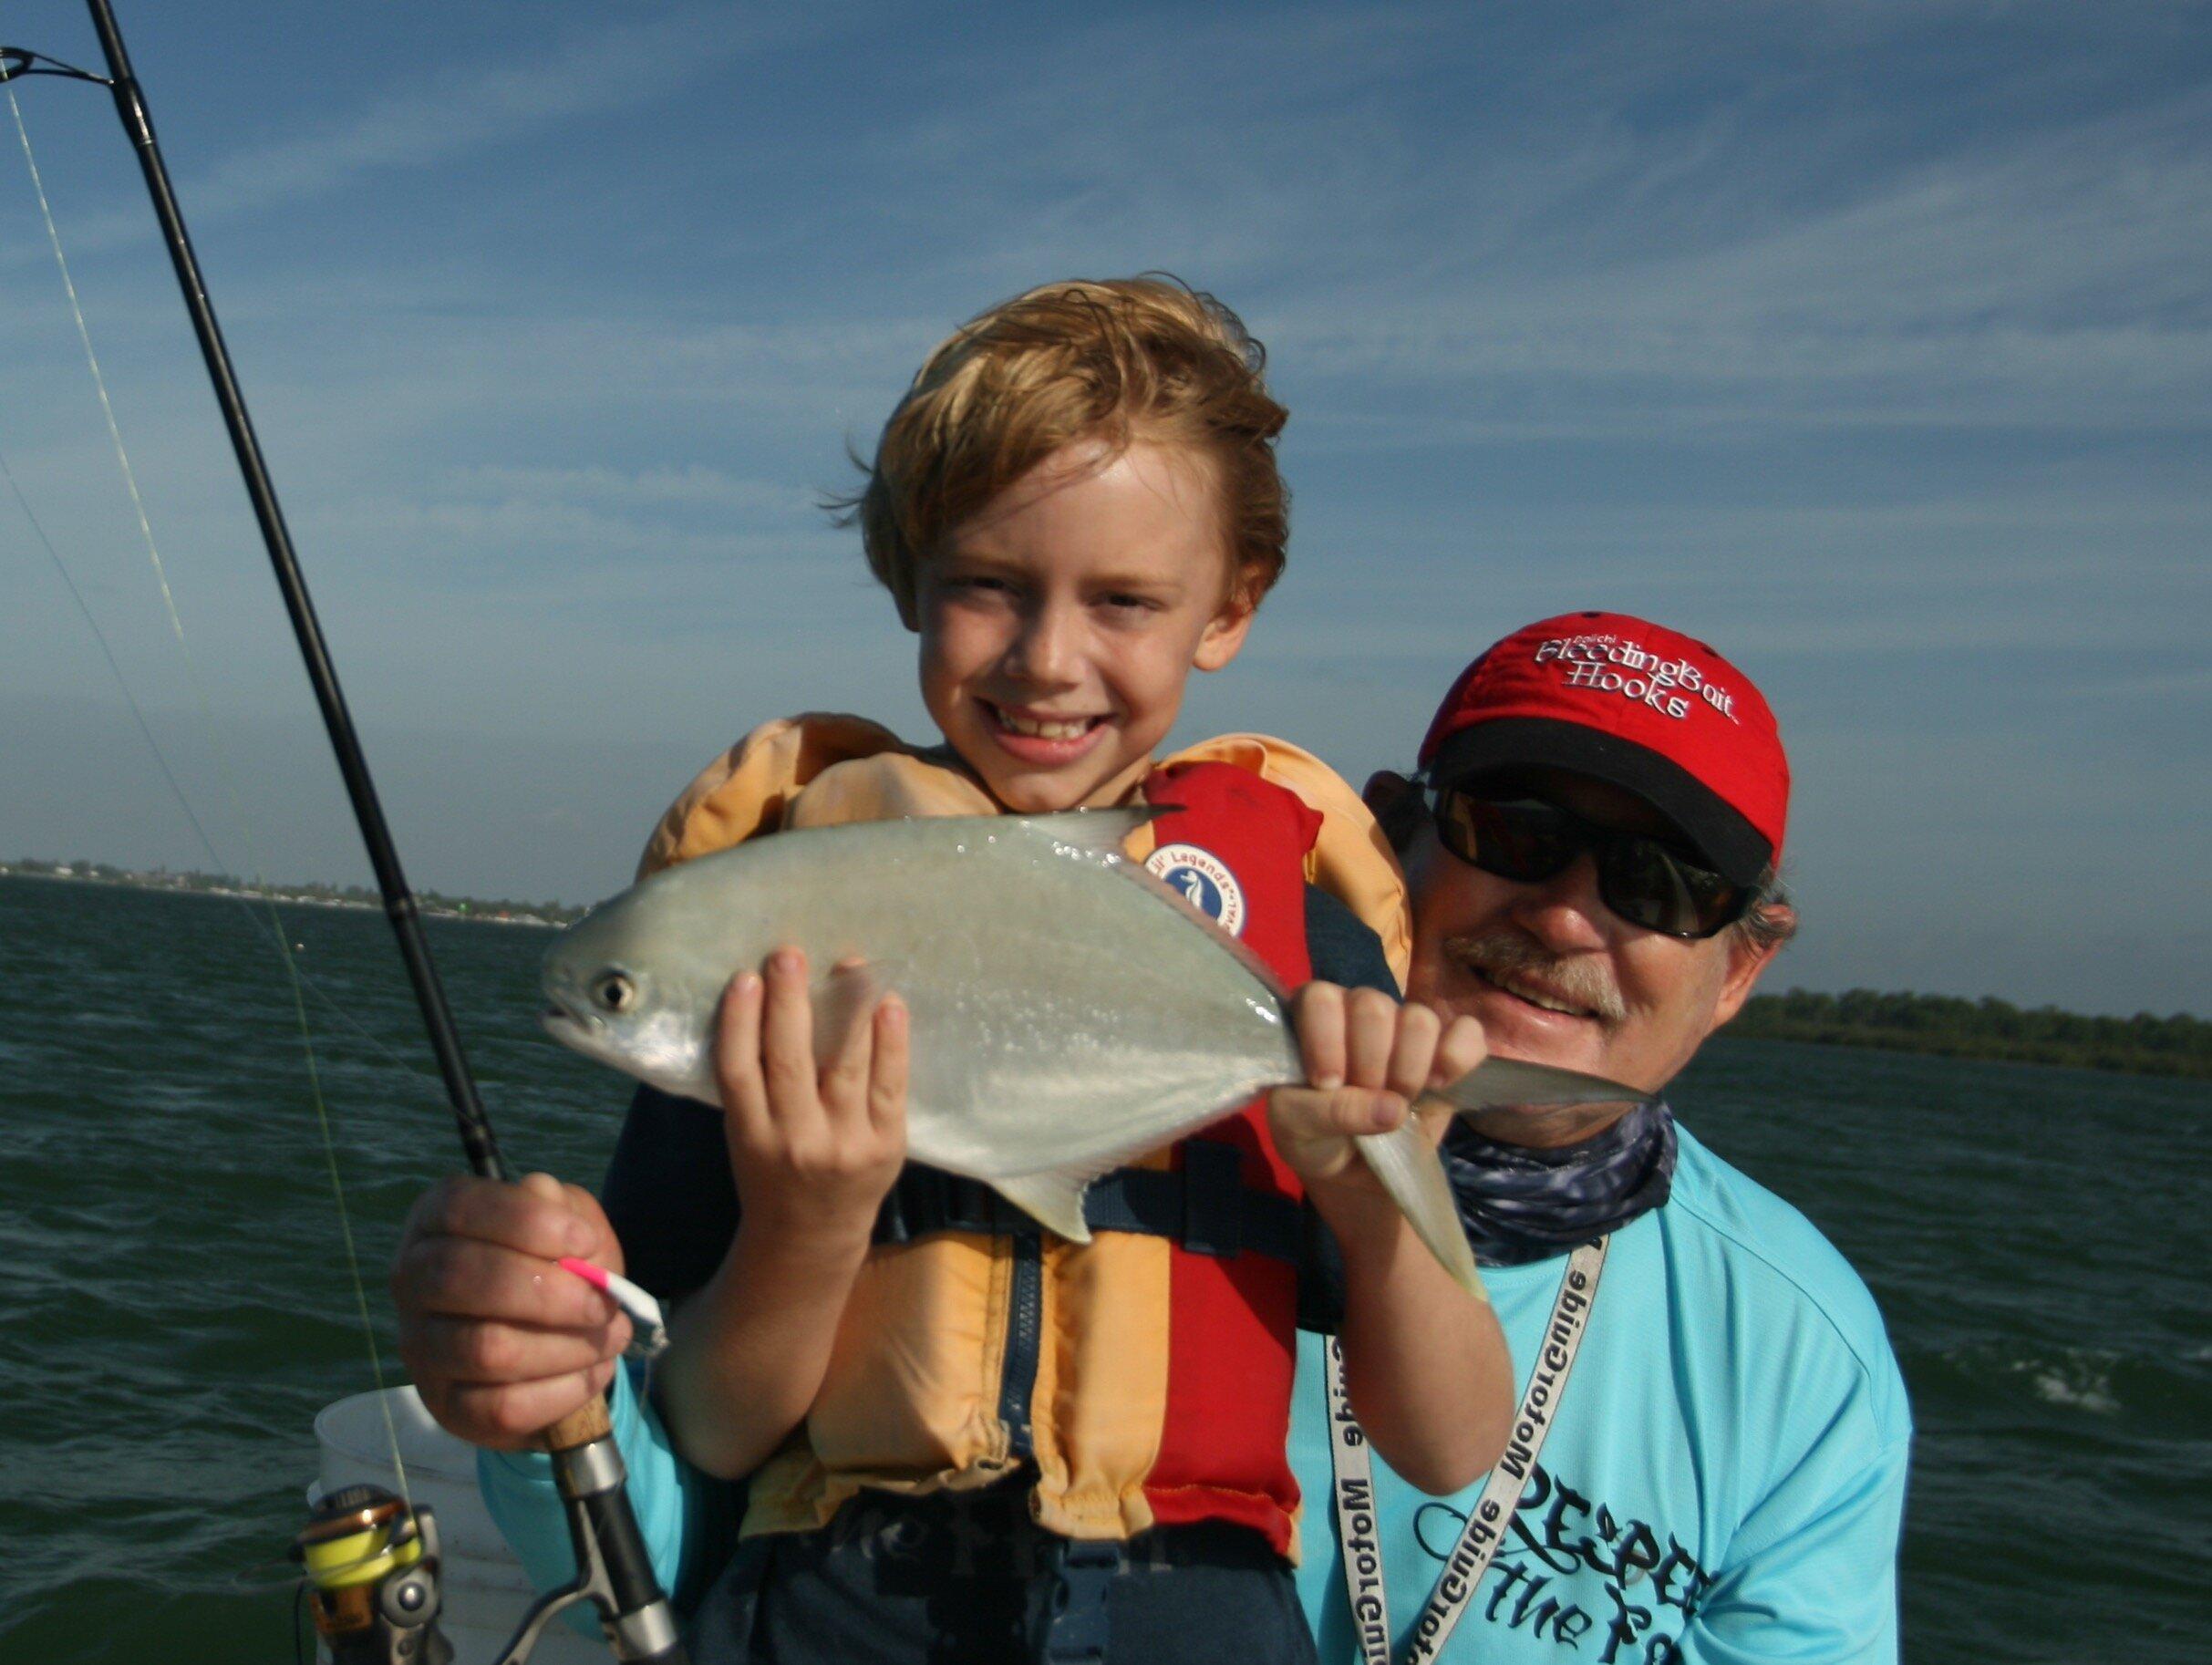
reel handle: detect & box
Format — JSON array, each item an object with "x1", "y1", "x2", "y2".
[{"x1": 529, "y1": 1391, "x2": 687, "y2": 1663}]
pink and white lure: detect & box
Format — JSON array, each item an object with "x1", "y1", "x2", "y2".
[{"x1": 557, "y1": 1257, "x2": 669, "y2": 1359}]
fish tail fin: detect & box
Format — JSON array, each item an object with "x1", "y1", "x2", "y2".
[{"x1": 1354, "y1": 1124, "x2": 1486, "y2": 1303}]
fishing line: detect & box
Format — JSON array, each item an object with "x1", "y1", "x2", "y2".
[
  {"x1": 0, "y1": 441, "x2": 226, "y2": 871},
  {"x1": 4, "y1": 64, "x2": 417, "y2": 1511},
  {"x1": 1, "y1": 437, "x2": 458, "y2": 1100}
]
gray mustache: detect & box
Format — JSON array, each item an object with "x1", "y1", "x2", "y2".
[{"x1": 1445, "y1": 933, "x2": 1628, "y2": 1025}]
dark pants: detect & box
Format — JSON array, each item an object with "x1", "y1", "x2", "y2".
[{"x1": 689, "y1": 1481, "x2": 1319, "y2": 1665}]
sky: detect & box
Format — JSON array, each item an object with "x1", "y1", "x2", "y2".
[{"x1": 1, "y1": 0, "x2": 2206, "y2": 1017}]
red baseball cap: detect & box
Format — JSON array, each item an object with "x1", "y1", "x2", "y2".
[{"x1": 1417, "y1": 611, "x2": 1789, "y2": 885}]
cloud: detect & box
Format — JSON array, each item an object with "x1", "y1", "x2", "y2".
[
  {"x1": 1266, "y1": 87, "x2": 2212, "y2": 432},
  {"x1": 434, "y1": 463, "x2": 816, "y2": 518},
  {"x1": 0, "y1": 4, "x2": 850, "y2": 264},
  {"x1": 776, "y1": 4, "x2": 2212, "y2": 438},
  {"x1": 186, "y1": 307, "x2": 935, "y2": 454},
  {"x1": 2061, "y1": 662, "x2": 2212, "y2": 703},
  {"x1": 296, "y1": 493, "x2": 834, "y2": 572}
]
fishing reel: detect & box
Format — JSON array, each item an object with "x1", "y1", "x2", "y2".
[{"x1": 291, "y1": 1484, "x2": 454, "y2": 1665}]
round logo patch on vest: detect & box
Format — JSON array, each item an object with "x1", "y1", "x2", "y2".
[{"x1": 1145, "y1": 843, "x2": 1246, "y2": 936}]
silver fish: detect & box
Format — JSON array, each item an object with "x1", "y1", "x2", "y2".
[{"x1": 540, "y1": 809, "x2": 1645, "y2": 1299}]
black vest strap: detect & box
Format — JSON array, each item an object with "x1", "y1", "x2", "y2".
[{"x1": 877, "y1": 1153, "x2": 1306, "y2": 1265}]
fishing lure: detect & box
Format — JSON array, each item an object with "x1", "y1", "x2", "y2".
[{"x1": 559, "y1": 1258, "x2": 671, "y2": 1360}]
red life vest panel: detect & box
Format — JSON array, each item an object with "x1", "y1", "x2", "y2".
[{"x1": 1133, "y1": 760, "x2": 1320, "y2": 1552}]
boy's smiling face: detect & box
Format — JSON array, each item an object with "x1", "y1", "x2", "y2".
[{"x1": 916, "y1": 437, "x2": 1255, "y2": 812}]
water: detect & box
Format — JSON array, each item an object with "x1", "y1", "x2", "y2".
[{"x1": 2, "y1": 874, "x2": 2206, "y2": 1661}]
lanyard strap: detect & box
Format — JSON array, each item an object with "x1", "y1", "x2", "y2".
[{"x1": 1326, "y1": 1236, "x2": 1609, "y2": 1665}]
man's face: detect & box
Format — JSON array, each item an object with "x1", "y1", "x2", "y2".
[{"x1": 1400, "y1": 770, "x2": 1783, "y2": 1145}]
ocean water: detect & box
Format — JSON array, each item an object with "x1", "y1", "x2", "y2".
[{"x1": 0, "y1": 874, "x2": 2205, "y2": 1661}]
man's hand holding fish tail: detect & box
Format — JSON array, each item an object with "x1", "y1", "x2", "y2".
[
  {"x1": 1269, "y1": 984, "x2": 1513, "y2": 1496},
  {"x1": 656, "y1": 948, "x2": 910, "y2": 1481}
]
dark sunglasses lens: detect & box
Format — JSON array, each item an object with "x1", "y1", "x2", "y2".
[
  {"x1": 1599, "y1": 837, "x2": 1744, "y2": 937},
  {"x1": 1439, "y1": 794, "x2": 1579, "y2": 881}
]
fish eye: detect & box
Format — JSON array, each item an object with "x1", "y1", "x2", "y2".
[{"x1": 592, "y1": 972, "x2": 637, "y2": 1014}]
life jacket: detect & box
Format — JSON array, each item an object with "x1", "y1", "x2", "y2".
[{"x1": 638, "y1": 715, "x2": 1411, "y2": 1559}]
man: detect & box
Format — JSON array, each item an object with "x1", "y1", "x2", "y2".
[{"x1": 1290, "y1": 611, "x2": 1909, "y2": 1663}]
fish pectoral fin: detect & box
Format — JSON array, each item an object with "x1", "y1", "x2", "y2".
[
  {"x1": 990, "y1": 1171, "x2": 1098, "y2": 1243},
  {"x1": 1435, "y1": 1056, "x2": 1648, "y2": 1112},
  {"x1": 1354, "y1": 1125, "x2": 1486, "y2": 1303},
  {"x1": 809, "y1": 958, "x2": 915, "y2": 1063}
]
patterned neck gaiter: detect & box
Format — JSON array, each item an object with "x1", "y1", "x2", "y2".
[{"x1": 1441, "y1": 1097, "x2": 1678, "y2": 1267}]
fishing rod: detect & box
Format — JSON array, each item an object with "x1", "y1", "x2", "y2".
[{"x1": 2, "y1": 6, "x2": 685, "y2": 1660}]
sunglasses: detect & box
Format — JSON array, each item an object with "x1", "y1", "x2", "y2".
[{"x1": 1426, "y1": 785, "x2": 1752, "y2": 939}]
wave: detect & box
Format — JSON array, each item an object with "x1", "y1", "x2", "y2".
[{"x1": 1909, "y1": 1337, "x2": 2211, "y2": 1427}]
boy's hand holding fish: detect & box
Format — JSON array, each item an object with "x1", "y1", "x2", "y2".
[
  {"x1": 655, "y1": 949, "x2": 912, "y2": 1480},
  {"x1": 1266, "y1": 982, "x2": 1486, "y2": 1193},
  {"x1": 713, "y1": 949, "x2": 909, "y2": 1242},
  {"x1": 1269, "y1": 984, "x2": 1515, "y2": 1492}
]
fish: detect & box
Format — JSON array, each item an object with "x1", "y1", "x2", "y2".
[{"x1": 539, "y1": 808, "x2": 1646, "y2": 1299}]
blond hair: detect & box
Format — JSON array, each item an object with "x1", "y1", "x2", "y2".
[{"x1": 840, "y1": 276, "x2": 1289, "y2": 626}]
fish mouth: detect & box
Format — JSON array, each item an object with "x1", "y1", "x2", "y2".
[
  {"x1": 541, "y1": 1002, "x2": 636, "y2": 1079},
  {"x1": 541, "y1": 999, "x2": 600, "y2": 1046}
]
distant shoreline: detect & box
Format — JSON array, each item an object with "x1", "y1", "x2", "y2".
[
  {"x1": 0, "y1": 859, "x2": 577, "y2": 928},
  {"x1": 1731, "y1": 990, "x2": 2208, "y2": 1081},
  {"x1": 9, "y1": 860, "x2": 2204, "y2": 1080}
]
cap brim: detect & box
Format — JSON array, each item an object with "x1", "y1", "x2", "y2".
[{"x1": 1430, "y1": 718, "x2": 1773, "y2": 886}]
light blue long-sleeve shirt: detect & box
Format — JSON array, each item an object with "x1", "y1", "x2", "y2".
[{"x1": 1289, "y1": 1124, "x2": 1911, "y2": 1663}]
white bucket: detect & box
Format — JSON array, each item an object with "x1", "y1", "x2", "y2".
[{"x1": 310, "y1": 1386, "x2": 608, "y2": 1664}]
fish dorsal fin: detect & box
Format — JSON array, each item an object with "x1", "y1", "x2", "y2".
[{"x1": 1007, "y1": 806, "x2": 1166, "y2": 863}]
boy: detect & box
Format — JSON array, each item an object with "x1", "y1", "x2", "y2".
[{"x1": 396, "y1": 277, "x2": 1511, "y2": 1662}]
